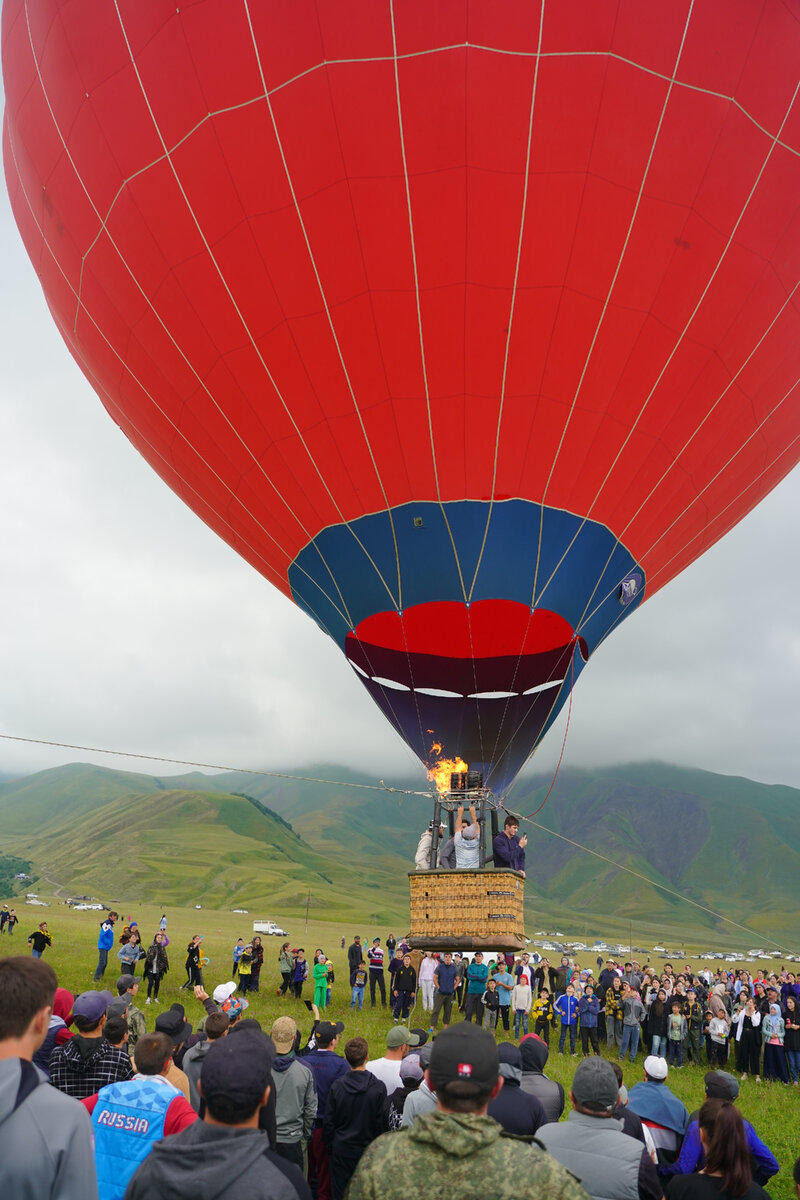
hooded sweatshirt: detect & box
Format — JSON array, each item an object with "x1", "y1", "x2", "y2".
[
  {"x1": 346, "y1": 1111, "x2": 587, "y2": 1200},
  {"x1": 182, "y1": 1037, "x2": 214, "y2": 1112},
  {"x1": 49, "y1": 1034, "x2": 134, "y2": 1099},
  {"x1": 399, "y1": 1077, "x2": 437, "y2": 1128},
  {"x1": 519, "y1": 1035, "x2": 566, "y2": 1123},
  {"x1": 0, "y1": 1057, "x2": 99, "y2": 1199},
  {"x1": 272, "y1": 1051, "x2": 317, "y2": 1143},
  {"x1": 487, "y1": 1046, "x2": 546, "y2": 1136},
  {"x1": 122, "y1": 1120, "x2": 310, "y2": 1200},
  {"x1": 322, "y1": 1069, "x2": 387, "y2": 1157}
]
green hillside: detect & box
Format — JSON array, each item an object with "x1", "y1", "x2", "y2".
[
  {"x1": 0, "y1": 776, "x2": 410, "y2": 922},
  {"x1": 1, "y1": 759, "x2": 798, "y2": 942}
]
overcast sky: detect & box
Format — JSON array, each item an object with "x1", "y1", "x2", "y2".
[{"x1": 2, "y1": 160, "x2": 799, "y2": 796}]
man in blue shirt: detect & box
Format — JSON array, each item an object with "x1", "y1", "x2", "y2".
[
  {"x1": 657, "y1": 1070, "x2": 778, "y2": 1185},
  {"x1": 492, "y1": 815, "x2": 526, "y2": 875},
  {"x1": 493, "y1": 963, "x2": 515, "y2": 1032},
  {"x1": 430, "y1": 954, "x2": 457, "y2": 1031}
]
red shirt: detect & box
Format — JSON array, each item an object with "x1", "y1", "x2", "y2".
[{"x1": 81, "y1": 1082, "x2": 197, "y2": 1135}]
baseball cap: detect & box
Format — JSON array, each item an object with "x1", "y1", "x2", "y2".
[
  {"x1": 213, "y1": 981, "x2": 237, "y2": 1004},
  {"x1": 155, "y1": 1004, "x2": 193, "y2": 1046},
  {"x1": 572, "y1": 1057, "x2": 619, "y2": 1113},
  {"x1": 73, "y1": 990, "x2": 114, "y2": 1022},
  {"x1": 201, "y1": 1029, "x2": 275, "y2": 1109},
  {"x1": 386, "y1": 1025, "x2": 421, "y2": 1049},
  {"x1": 461, "y1": 824, "x2": 479, "y2": 840},
  {"x1": 221, "y1": 995, "x2": 249, "y2": 1021},
  {"x1": 316, "y1": 1020, "x2": 345, "y2": 1045},
  {"x1": 643, "y1": 1055, "x2": 668, "y2": 1080},
  {"x1": 428, "y1": 1023, "x2": 499, "y2": 1092},
  {"x1": 399, "y1": 1054, "x2": 424, "y2": 1082},
  {"x1": 270, "y1": 1016, "x2": 297, "y2": 1054},
  {"x1": 705, "y1": 1070, "x2": 739, "y2": 1100}
]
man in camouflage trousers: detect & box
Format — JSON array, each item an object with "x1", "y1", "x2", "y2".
[{"x1": 346, "y1": 1022, "x2": 588, "y2": 1200}]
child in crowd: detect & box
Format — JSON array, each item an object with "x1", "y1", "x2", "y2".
[
  {"x1": 350, "y1": 958, "x2": 367, "y2": 1010},
  {"x1": 326, "y1": 958, "x2": 335, "y2": 1006},
  {"x1": 667, "y1": 998, "x2": 687, "y2": 1067},
  {"x1": 511, "y1": 973, "x2": 532, "y2": 1040},
  {"x1": 531, "y1": 987, "x2": 554, "y2": 1044},
  {"x1": 482, "y1": 977, "x2": 500, "y2": 1034},
  {"x1": 707, "y1": 1008, "x2": 730, "y2": 1067},
  {"x1": 683, "y1": 988, "x2": 704, "y2": 1063},
  {"x1": 578, "y1": 983, "x2": 600, "y2": 1055},
  {"x1": 231, "y1": 937, "x2": 244, "y2": 976},
  {"x1": 313, "y1": 954, "x2": 329, "y2": 1009},
  {"x1": 292, "y1": 949, "x2": 309, "y2": 999},
  {"x1": 555, "y1": 982, "x2": 579, "y2": 1055},
  {"x1": 391, "y1": 953, "x2": 417, "y2": 1022},
  {"x1": 237, "y1": 943, "x2": 254, "y2": 993}
]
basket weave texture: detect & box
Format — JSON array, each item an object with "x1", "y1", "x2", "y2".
[{"x1": 408, "y1": 868, "x2": 526, "y2": 951}]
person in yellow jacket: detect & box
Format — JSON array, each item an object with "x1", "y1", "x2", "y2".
[{"x1": 531, "y1": 988, "x2": 555, "y2": 1044}]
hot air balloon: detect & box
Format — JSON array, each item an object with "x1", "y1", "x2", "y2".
[{"x1": 4, "y1": 3, "x2": 800, "y2": 820}]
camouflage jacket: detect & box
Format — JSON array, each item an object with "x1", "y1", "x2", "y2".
[
  {"x1": 126, "y1": 1004, "x2": 148, "y2": 1050},
  {"x1": 346, "y1": 1110, "x2": 588, "y2": 1200}
]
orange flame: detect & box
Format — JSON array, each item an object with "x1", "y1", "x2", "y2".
[{"x1": 425, "y1": 737, "x2": 468, "y2": 796}]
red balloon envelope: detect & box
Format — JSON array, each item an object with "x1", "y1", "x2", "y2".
[{"x1": 4, "y1": 1, "x2": 800, "y2": 790}]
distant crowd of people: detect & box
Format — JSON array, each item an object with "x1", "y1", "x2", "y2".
[
  {"x1": 0, "y1": 948, "x2": 797, "y2": 1200},
  {"x1": 2, "y1": 906, "x2": 799, "y2": 1200}
]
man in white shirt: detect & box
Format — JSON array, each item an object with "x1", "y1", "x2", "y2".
[
  {"x1": 365, "y1": 1026, "x2": 421, "y2": 1091},
  {"x1": 453, "y1": 804, "x2": 480, "y2": 869}
]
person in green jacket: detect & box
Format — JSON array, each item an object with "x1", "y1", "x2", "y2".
[
  {"x1": 313, "y1": 955, "x2": 329, "y2": 1009},
  {"x1": 346, "y1": 1023, "x2": 588, "y2": 1200}
]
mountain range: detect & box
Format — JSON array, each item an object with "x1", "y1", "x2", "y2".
[{"x1": 0, "y1": 759, "x2": 796, "y2": 944}]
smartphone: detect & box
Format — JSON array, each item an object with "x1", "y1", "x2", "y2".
[{"x1": 304, "y1": 999, "x2": 314, "y2": 1011}]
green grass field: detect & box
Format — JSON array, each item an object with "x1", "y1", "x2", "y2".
[{"x1": 4, "y1": 895, "x2": 798, "y2": 1197}]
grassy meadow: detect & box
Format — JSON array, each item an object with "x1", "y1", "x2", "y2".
[{"x1": 4, "y1": 896, "x2": 798, "y2": 1198}]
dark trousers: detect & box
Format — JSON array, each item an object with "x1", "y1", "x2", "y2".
[
  {"x1": 534, "y1": 1017, "x2": 550, "y2": 1044},
  {"x1": 280, "y1": 971, "x2": 292, "y2": 995},
  {"x1": 581, "y1": 1027, "x2": 600, "y2": 1055},
  {"x1": 431, "y1": 991, "x2": 453, "y2": 1027},
  {"x1": 330, "y1": 1152, "x2": 362, "y2": 1200},
  {"x1": 709, "y1": 1039, "x2": 727, "y2": 1067},
  {"x1": 145, "y1": 971, "x2": 161, "y2": 1000},
  {"x1": 369, "y1": 971, "x2": 386, "y2": 1006},
  {"x1": 499, "y1": 1005, "x2": 511, "y2": 1031},
  {"x1": 275, "y1": 1140, "x2": 304, "y2": 1169},
  {"x1": 392, "y1": 990, "x2": 413, "y2": 1020},
  {"x1": 667, "y1": 1038, "x2": 683, "y2": 1066},
  {"x1": 308, "y1": 1127, "x2": 331, "y2": 1200},
  {"x1": 292, "y1": 979, "x2": 304, "y2": 999},
  {"x1": 94, "y1": 948, "x2": 109, "y2": 981},
  {"x1": 464, "y1": 994, "x2": 484, "y2": 1023},
  {"x1": 736, "y1": 1032, "x2": 761, "y2": 1075},
  {"x1": 687, "y1": 1026, "x2": 704, "y2": 1062}
]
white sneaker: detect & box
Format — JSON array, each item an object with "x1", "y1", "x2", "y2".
[{"x1": 145, "y1": 998, "x2": 151, "y2": 1005}]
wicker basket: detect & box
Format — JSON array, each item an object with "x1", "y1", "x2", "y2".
[{"x1": 408, "y1": 868, "x2": 526, "y2": 952}]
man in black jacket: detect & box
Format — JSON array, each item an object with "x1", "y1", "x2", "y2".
[
  {"x1": 487, "y1": 1042, "x2": 547, "y2": 1137},
  {"x1": 347, "y1": 937, "x2": 363, "y2": 977},
  {"x1": 322, "y1": 1037, "x2": 387, "y2": 1200}
]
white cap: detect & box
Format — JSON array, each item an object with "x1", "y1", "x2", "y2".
[
  {"x1": 212, "y1": 981, "x2": 237, "y2": 1004},
  {"x1": 643, "y1": 1055, "x2": 668, "y2": 1080}
]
